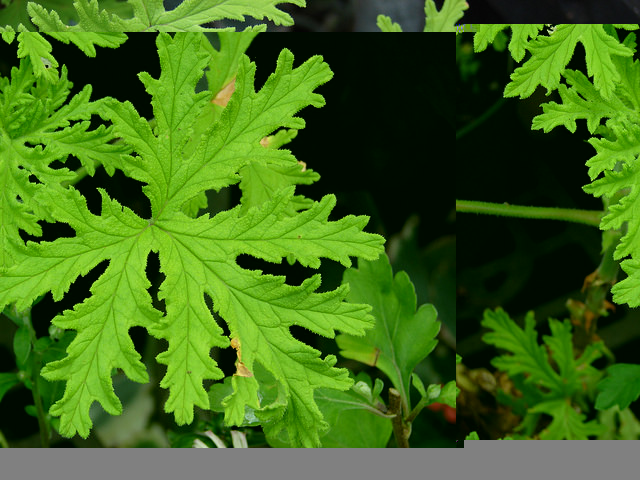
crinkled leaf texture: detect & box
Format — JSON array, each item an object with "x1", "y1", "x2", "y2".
[
  {"x1": 0, "y1": 33, "x2": 385, "y2": 447},
  {"x1": 481, "y1": 308, "x2": 605, "y2": 439},
  {"x1": 26, "y1": 0, "x2": 305, "y2": 31},
  {"x1": 526, "y1": 30, "x2": 640, "y2": 307},
  {"x1": 474, "y1": 24, "x2": 637, "y2": 99},
  {"x1": 531, "y1": 31, "x2": 640, "y2": 138},
  {"x1": 0, "y1": 51, "x2": 129, "y2": 271}
]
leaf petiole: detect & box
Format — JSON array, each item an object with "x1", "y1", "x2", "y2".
[{"x1": 456, "y1": 199, "x2": 602, "y2": 227}]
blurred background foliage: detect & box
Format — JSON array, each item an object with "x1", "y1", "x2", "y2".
[
  {"x1": 463, "y1": 0, "x2": 640, "y2": 23},
  {"x1": 456, "y1": 31, "x2": 640, "y2": 439}
]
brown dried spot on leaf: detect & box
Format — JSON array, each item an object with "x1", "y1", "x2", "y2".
[
  {"x1": 230, "y1": 336, "x2": 253, "y2": 377},
  {"x1": 212, "y1": 78, "x2": 236, "y2": 107},
  {"x1": 235, "y1": 361, "x2": 253, "y2": 377}
]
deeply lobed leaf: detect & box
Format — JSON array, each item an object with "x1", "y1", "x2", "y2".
[
  {"x1": 0, "y1": 51, "x2": 128, "y2": 271},
  {"x1": 475, "y1": 24, "x2": 636, "y2": 100},
  {"x1": 482, "y1": 308, "x2": 603, "y2": 398},
  {"x1": 0, "y1": 32, "x2": 385, "y2": 447},
  {"x1": 479, "y1": 27, "x2": 640, "y2": 309},
  {"x1": 481, "y1": 308, "x2": 605, "y2": 439},
  {"x1": 26, "y1": 0, "x2": 306, "y2": 31},
  {"x1": 596, "y1": 363, "x2": 640, "y2": 411}
]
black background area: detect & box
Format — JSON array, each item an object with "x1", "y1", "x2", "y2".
[{"x1": 464, "y1": 0, "x2": 640, "y2": 23}]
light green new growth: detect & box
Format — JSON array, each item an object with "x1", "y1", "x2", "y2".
[
  {"x1": 473, "y1": 25, "x2": 640, "y2": 309},
  {"x1": 0, "y1": 50, "x2": 130, "y2": 271},
  {"x1": 481, "y1": 308, "x2": 605, "y2": 439},
  {"x1": 1, "y1": 30, "x2": 129, "y2": 86},
  {"x1": 575, "y1": 33, "x2": 640, "y2": 308},
  {"x1": 0, "y1": 32, "x2": 385, "y2": 447},
  {"x1": 474, "y1": 24, "x2": 637, "y2": 99},
  {"x1": 376, "y1": 14, "x2": 402, "y2": 33},
  {"x1": 1, "y1": 0, "x2": 304, "y2": 31},
  {"x1": 377, "y1": 0, "x2": 467, "y2": 32}
]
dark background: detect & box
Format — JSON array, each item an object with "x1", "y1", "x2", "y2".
[
  {"x1": 165, "y1": 0, "x2": 429, "y2": 31},
  {"x1": 457, "y1": 31, "x2": 640, "y2": 437},
  {"x1": 464, "y1": 0, "x2": 640, "y2": 23},
  {"x1": 0, "y1": 34, "x2": 454, "y2": 446}
]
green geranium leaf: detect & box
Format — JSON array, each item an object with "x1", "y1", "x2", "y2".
[
  {"x1": 0, "y1": 47, "x2": 129, "y2": 271},
  {"x1": 482, "y1": 308, "x2": 604, "y2": 398},
  {"x1": 312, "y1": 373, "x2": 393, "y2": 448},
  {"x1": 596, "y1": 364, "x2": 640, "y2": 411},
  {"x1": 475, "y1": 24, "x2": 636, "y2": 99},
  {"x1": 531, "y1": 399, "x2": 606, "y2": 440},
  {"x1": 0, "y1": 32, "x2": 385, "y2": 447},
  {"x1": 336, "y1": 252, "x2": 440, "y2": 413},
  {"x1": 26, "y1": 0, "x2": 305, "y2": 31}
]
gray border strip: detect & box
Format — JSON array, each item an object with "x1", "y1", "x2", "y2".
[{"x1": 1, "y1": 449, "x2": 452, "y2": 480}]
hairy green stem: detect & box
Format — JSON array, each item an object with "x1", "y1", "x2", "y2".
[{"x1": 456, "y1": 199, "x2": 602, "y2": 227}]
